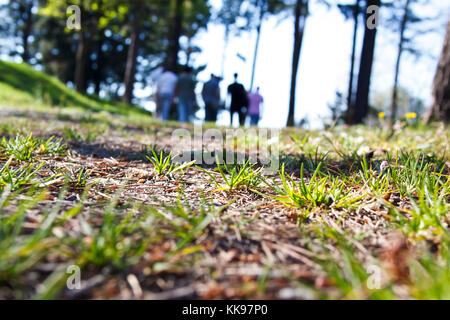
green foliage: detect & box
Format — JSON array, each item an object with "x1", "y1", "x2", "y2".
[
  {"x1": 372, "y1": 87, "x2": 426, "y2": 120},
  {"x1": 409, "y1": 239, "x2": 450, "y2": 299},
  {"x1": 383, "y1": 175, "x2": 449, "y2": 237},
  {"x1": 146, "y1": 146, "x2": 195, "y2": 176},
  {"x1": 78, "y1": 200, "x2": 156, "y2": 269},
  {"x1": 0, "y1": 188, "x2": 60, "y2": 282},
  {"x1": 63, "y1": 126, "x2": 98, "y2": 142},
  {"x1": 0, "y1": 0, "x2": 35, "y2": 62},
  {"x1": 199, "y1": 157, "x2": 267, "y2": 191},
  {"x1": 292, "y1": 135, "x2": 329, "y2": 171},
  {"x1": 386, "y1": 151, "x2": 447, "y2": 197},
  {"x1": 359, "y1": 157, "x2": 391, "y2": 196},
  {"x1": 215, "y1": 0, "x2": 249, "y2": 33},
  {"x1": 0, "y1": 157, "x2": 44, "y2": 191},
  {"x1": 35, "y1": 0, "x2": 207, "y2": 100},
  {"x1": 151, "y1": 193, "x2": 232, "y2": 259},
  {"x1": 311, "y1": 223, "x2": 396, "y2": 300},
  {"x1": 0, "y1": 61, "x2": 149, "y2": 116},
  {"x1": 0, "y1": 134, "x2": 40, "y2": 161},
  {"x1": 269, "y1": 163, "x2": 359, "y2": 211},
  {"x1": 0, "y1": 133, "x2": 67, "y2": 161},
  {"x1": 310, "y1": 223, "x2": 450, "y2": 300},
  {"x1": 60, "y1": 167, "x2": 98, "y2": 188},
  {"x1": 0, "y1": 96, "x2": 449, "y2": 300},
  {"x1": 39, "y1": 136, "x2": 68, "y2": 156}
]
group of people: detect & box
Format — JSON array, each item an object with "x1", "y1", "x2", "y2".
[
  {"x1": 227, "y1": 73, "x2": 264, "y2": 126},
  {"x1": 153, "y1": 65, "x2": 195, "y2": 123},
  {"x1": 153, "y1": 66, "x2": 264, "y2": 126}
]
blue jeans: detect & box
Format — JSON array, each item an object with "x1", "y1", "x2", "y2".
[
  {"x1": 249, "y1": 114, "x2": 260, "y2": 126},
  {"x1": 159, "y1": 93, "x2": 173, "y2": 121},
  {"x1": 178, "y1": 98, "x2": 193, "y2": 123}
]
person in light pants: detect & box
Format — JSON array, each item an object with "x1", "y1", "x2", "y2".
[{"x1": 157, "y1": 67, "x2": 178, "y2": 121}]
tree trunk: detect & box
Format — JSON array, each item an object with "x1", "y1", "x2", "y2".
[
  {"x1": 21, "y1": 2, "x2": 33, "y2": 63},
  {"x1": 74, "y1": 29, "x2": 88, "y2": 93},
  {"x1": 347, "y1": 0, "x2": 360, "y2": 111},
  {"x1": 249, "y1": 22, "x2": 262, "y2": 92},
  {"x1": 350, "y1": 0, "x2": 380, "y2": 124},
  {"x1": 94, "y1": 34, "x2": 104, "y2": 96},
  {"x1": 425, "y1": 19, "x2": 450, "y2": 123},
  {"x1": 185, "y1": 34, "x2": 194, "y2": 66},
  {"x1": 123, "y1": 20, "x2": 141, "y2": 104},
  {"x1": 287, "y1": 0, "x2": 308, "y2": 127},
  {"x1": 93, "y1": 5, "x2": 103, "y2": 96},
  {"x1": 390, "y1": 0, "x2": 410, "y2": 125},
  {"x1": 250, "y1": 4, "x2": 265, "y2": 92},
  {"x1": 168, "y1": 0, "x2": 183, "y2": 72}
]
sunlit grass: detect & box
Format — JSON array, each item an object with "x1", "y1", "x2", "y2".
[
  {"x1": 0, "y1": 76, "x2": 449, "y2": 301},
  {"x1": 199, "y1": 157, "x2": 267, "y2": 191},
  {"x1": 146, "y1": 145, "x2": 196, "y2": 176}
]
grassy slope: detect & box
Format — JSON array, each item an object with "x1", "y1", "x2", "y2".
[{"x1": 0, "y1": 60, "x2": 150, "y2": 117}]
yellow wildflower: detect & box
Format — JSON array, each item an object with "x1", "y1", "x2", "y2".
[{"x1": 405, "y1": 112, "x2": 417, "y2": 119}]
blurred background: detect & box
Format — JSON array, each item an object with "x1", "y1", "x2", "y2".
[{"x1": 0, "y1": 0, "x2": 448, "y2": 128}]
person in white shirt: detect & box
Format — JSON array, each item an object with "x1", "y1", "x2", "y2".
[
  {"x1": 157, "y1": 67, "x2": 178, "y2": 121},
  {"x1": 150, "y1": 64, "x2": 164, "y2": 119}
]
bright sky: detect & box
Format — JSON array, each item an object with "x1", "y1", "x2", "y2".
[{"x1": 186, "y1": 0, "x2": 449, "y2": 129}]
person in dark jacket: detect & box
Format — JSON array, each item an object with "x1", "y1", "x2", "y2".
[
  {"x1": 175, "y1": 66, "x2": 196, "y2": 123},
  {"x1": 227, "y1": 73, "x2": 248, "y2": 126},
  {"x1": 201, "y1": 74, "x2": 221, "y2": 123}
]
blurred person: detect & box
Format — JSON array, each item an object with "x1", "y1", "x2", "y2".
[
  {"x1": 175, "y1": 66, "x2": 196, "y2": 123},
  {"x1": 157, "y1": 66, "x2": 178, "y2": 121},
  {"x1": 150, "y1": 64, "x2": 164, "y2": 119},
  {"x1": 202, "y1": 74, "x2": 221, "y2": 123},
  {"x1": 227, "y1": 73, "x2": 248, "y2": 126},
  {"x1": 247, "y1": 87, "x2": 264, "y2": 126}
]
